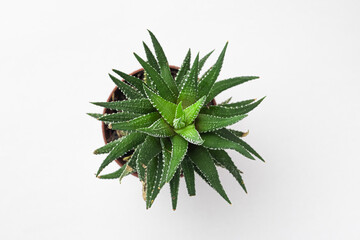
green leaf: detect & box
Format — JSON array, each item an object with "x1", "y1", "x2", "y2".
[
  {"x1": 200, "y1": 97, "x2": 265, "y2": 117},
  {"x1": 209, "y1": 150, "x2": 247, "y2": 193},
  {"x1": 193, "y1": 164, "x2": 211, "y2": 185},
  {"x1": 118, "y1": 150, "x2": 139, "y2": 182},
  {"x1": 109, "y1": 112, "x2": 161, "y2": 131},
  {"x1": 91, "y1": 99, "x2": 154, "y2": 114},
  {"x1": 183, "y1": 96, "x2": 206, "y2": 125},
  {"x1": 119, "y1": 164, "x2": 134, "y2": 182},
  {"x1": 143, "y1": 70, "x2": 156, "y2": 89},
  {"x1": 98, "y1": 112, "x2": 141, "y2": 122},
  {"x1": 188, "y1": 146, "x2": 231, "y2": 204},
  {"x1": 198, "y1": 65, "x2": 212, "y2": 84},
  {"x1": 159, "y1": 138, "x2": 172, "y2": 188},
  {"x1": 218, "y1": 97, "x2": 232, "y2": 105},
  {"x1": 134, "y1": 53, "x2": 176, "y2": 102},
  {"x1": 169, "y1": 168, "x2": 181, "y2": 210},
  {"x1": 175, "y1": 124, "x2": 204, "y2": 145},
  {"x1": 201, "y1": 132, "x2": 255, "y2": 160},
  {"x1": 177, "y1": 54, "x2": 199, "y2": 107},
  {"x1": 93, "y1": 138, "x2": 122, "y2": 154},
  {"x1": 216, "y1": 129, "x2": 264, "y2": 162},
  {"x1": 181, "y1": 156, "x2": 196, "y2": 196},
  {"x1": 96, "y1": 132, "x2": 146, "y2": 176},
  {"x1": 229, "y1": 129, "x2": 249, "y2": 138},
  {"x1": 126, "y1": 146, "x2": 141, "y2": 169},
  {"x1": 166, "y1": 135, "x2": 188, "y2": 182},
  {"x1": 222, "y1": 99, "x2": 255, "y2": 108},
  {"x1": 145, "y1": 157, "x2": 159, "y2": 209},
  {"x1": 148, "y1": 155, "x2": 164, "y2": 208},
  {"x1": 198, "y1": 42, "x2": 228, "y2": 98},
  {"x1": 196, "y1": 114, "x2": 247, "y2": 133},
  {"x1": 143, "y1": 85, "x2": 177, "y2": 125},
  {"x1": 206, "y1": 76, "x2": 259, "y2": 103},
  {"x1": 109, "y1": 74, "x2": 144, "y2": 99},
  {"x1": 112, "y1": 69, "x2": 145, "y2": 95},
  {"x1": 173, "y1": 101, "x2": 186, "y2": 129},
  {"x1": 143, "y1": 41, "x2": 160, "y2": 73},
  {"x1": 148, "y1": 30, "x2": 179, "y2": 96},
  {"x1": 97, "y1": 165, "x2": 127, "y2": 179},
  {"x1": 198, "y1": 50, "x2": 214, "y2": 72},
  {"x1": 175, "y1": 49, "x2": 191, "y2": 87},
  {"x1": 138, "y1": 118, "x2": 175, "y2": 137},
  {"x1": 87, "y1": 113, "x2": 102, "y2": 120},
  {"x1": 175, "y1": 101, "x2": 185, "y2": 119},
  {"x1": 136, "y1": 136, "x2": 162, "y2": 181}
]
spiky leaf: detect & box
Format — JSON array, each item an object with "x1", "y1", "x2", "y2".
[
  {"x1": 196, "y1": 114, "x2": 247, "y2": 133},
  {"x1": 166, "y1": 135, "x2": 188, "y2": 182},
  {"x1": 143, "y1": 85, "x2": 177, "y2": 125},
  {"x1": 96, "y1": 132, "x2": 146, "y2": 176},
  {"x1": 169, "y1": 168, "x2": 180, "y2": 210},
  {"x1": 183, "y1": 96, "x2": 206, "y2": 125},
  {"x1": 175, "y1": 101, "x2": 185, "y2": 119},
  {"x1": 136, "y1": 136, "x2": 162, "y2": 181},
  {"x1": 209, "y1": 150, "x2": 247, "y2": 193},
  {"x1": 148, "y1": 155, "x2": 164, "y2": 208},
  {"x1": 109, "y1": 74, "x2": 144, "y2": 99},
  {"x1": 173, "y1": 101, "x2": 186, "y2": 129},
  {"x1": 216, "y1": 129, "x2": 264, "y2": 162},
  {"x1": 159, "y1": 138, "x2": 172, "y2": 188},
  {"x1": 201, "y1": 132, "x2": 254, "y2": 160},
  {"x1": 143, "y1": 41, "x2": 160, "y2": 73},
  {"x1": 229, "y1": 129, "x2": 249, "y2": 138},
  {"x1": 98, "y1": 112, "x2": 141, "y2": 123},
  {"x1": 181, "y1": 156, "x2": 196, "y2": 196},
  {"x1": 112, "y1": 69, "x2": 145, "y2": 95},
  {"x1": 87, "y1": 113, "x2": 102, "y2": 120},
  {"x1": 97, "y1": 165, "x2": 127, "y2": 179},
  {"x1": 206, "y1": 76, "x2": 259, "y2": 103},
  {"x1": 119, "y1": 164, "x2": 134, "y2": 182},
  {"x1": 91, "y1": 99, "x2": 154, "y2": 114},
  {"x1": 188, "y1": 147, "x2": 231, "y2": 204},
  {"x1": 222, "y1": 99, "x2": 255, "y2": 108},
  {"x1": 146, "y1": 157, "x2": 158, "y2": 209},
  {"x1": 175, "y1": 49, "x2": 191, "y2": 87},
  {"x1": 148, "y1": 30, "x2": 179, "y2": 96},
  {"x1": 175, "y1": 124, "x2": 204, "y2": 145},
  {"x1": 218, "y1": 97, "x2": 232, "y2": 105},
  {"x1": 138, "y1": 118, "x2": 175, "y2": 137},
  {"x1": 177, "y1": 54, "x2": 199, "y2": 107},
  {"x1": 198, "y1": 42, "x2": 228, "y2": 97},
  {"x1": 93, "y1": 138, "x2": 122, "y2": 155},
  {"x1": 126, "y1": 146, "x2": 140, "y2": 169},
  {"x1": 198, "y1": 50, "x2": 214, "y2": 72},
  {"x1": 109, "y1": 112, "x2": 161, "y2": 131},
  {"x1": 118, "y1": 149, "x2": 140, "y2": 182},
  {"x1": 200, "y1": 97, "x2": 265, "y2": 117},
  {"x1": 134, "y1": 53, "x2": 176, "y2": 102}
]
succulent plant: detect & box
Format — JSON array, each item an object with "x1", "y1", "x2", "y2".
[{"x1": 89, "y1": 30, "x2": 264, "y2": 210}]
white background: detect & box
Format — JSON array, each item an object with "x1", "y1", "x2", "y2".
[{"x1": 1, "y1": 0, "x2": 359, "y2": 239}]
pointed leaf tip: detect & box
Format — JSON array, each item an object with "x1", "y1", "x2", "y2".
[
  {"x1": 242, "y1": 130, "x2": 249, "y2": 137},
  {"x1": 189, "y1": 147, "x2": 231, "y2": 204}
]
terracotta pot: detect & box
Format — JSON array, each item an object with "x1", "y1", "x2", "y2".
[{"x1": 101, "y1": 66, "x2": 216, "y2": 177}]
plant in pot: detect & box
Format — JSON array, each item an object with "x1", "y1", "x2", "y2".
[{"x1": 89, "y1": 30, "x2": 265, "y2": 210}]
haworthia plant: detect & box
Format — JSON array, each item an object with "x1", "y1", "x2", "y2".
[{"x1": 89, "y1": 30, "x2": 265, "y2": 210}]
